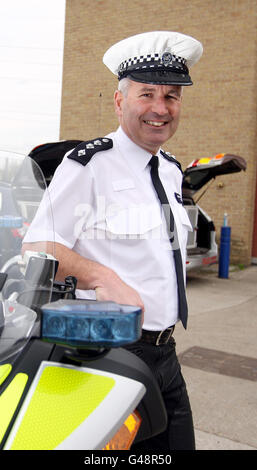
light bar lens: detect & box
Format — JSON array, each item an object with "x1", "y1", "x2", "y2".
[{"x1": 41, "y1": 300, "x2": 142, "y2": 348}]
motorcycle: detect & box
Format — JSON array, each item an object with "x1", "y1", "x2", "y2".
[{"x1": 0, "y1": 150, "x2": 167, "y2": 450}]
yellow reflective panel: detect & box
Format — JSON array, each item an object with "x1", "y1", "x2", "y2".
[
  {"x1": 0, "y1": 364, "x2": 12, "y2": 386},
  {"x1": 0, "y1": 373, "x2": 28, "y2": 444},
  {"x1": 10, "y1": 365, "x2": 115, "y2": 450}
]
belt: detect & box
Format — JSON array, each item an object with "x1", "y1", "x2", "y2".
[{"x1": 141, "y1": 326, "x2": 175, "y2": 346}]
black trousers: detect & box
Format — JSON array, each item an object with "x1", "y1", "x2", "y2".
[{"x1": 125, "y1": 337, "x2": 195, "y2": 451}]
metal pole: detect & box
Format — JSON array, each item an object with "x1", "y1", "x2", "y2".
[{"x1": 218, "y1": 213, "x2": 231, "y2": 278}]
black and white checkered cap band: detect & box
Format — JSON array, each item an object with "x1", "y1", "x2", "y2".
[{"x1": 118, "y1": 52, "x2": 188, "y2": 76}]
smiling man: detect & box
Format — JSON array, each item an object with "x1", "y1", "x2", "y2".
[
  {"x1": 24, "y1": 31, "x2": 203, "y2": 450},
  {"x1": 114, "y1": 81, "x2": 182, "y2": 154}
]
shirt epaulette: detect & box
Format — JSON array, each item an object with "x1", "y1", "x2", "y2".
[
  {"x1": 160, "y1": 150, "x2": 183, "y2": 174},
  {"x1": 67, "y1": 137, "x2": 113, "y2": 166}
]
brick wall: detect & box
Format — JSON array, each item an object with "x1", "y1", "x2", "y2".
[{"x1": 60, "y1": 0, "x2": 257, "y2": 265}]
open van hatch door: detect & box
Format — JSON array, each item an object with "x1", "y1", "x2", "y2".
[{"x1": 182, "y1": 153, "x2": 246, "y2": 197}]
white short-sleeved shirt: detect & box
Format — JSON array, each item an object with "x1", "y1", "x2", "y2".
[{"x1": 25, "y1": 126, "x2": 192, "y2": 330}]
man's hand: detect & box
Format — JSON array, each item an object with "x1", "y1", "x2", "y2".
[{"x1": 95, "y1": 271, "x2": 145, "y2": 322}]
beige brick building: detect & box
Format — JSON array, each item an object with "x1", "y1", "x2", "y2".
[{"x1": 60, "y1": 0, "x2": 257, "y2": 266}]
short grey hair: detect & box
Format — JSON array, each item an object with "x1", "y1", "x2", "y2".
[{"x1": 117, "y1": 77, "x2": 131, "y2": 97}]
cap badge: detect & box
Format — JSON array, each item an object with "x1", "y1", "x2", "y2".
[{"x1": 161, "y1": 52, "x2": 173, "y2": 66}]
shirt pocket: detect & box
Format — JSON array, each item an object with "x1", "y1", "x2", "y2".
[
  {"x1": 173, "y1": 204, "x2": 193, "y2": 258},
  {"x1": 105, "y1": 204, "x2": 163, "y2": 239},
  {"x1": 176, "y1": 205, "x2": 193, "y2": 232}
]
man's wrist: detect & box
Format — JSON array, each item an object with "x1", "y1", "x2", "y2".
[{"x1": 88, "y1": 263, "x2": 118, "y2": 290}]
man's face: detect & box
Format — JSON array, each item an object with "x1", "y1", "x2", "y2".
[{"x1": 114, "y1": 80, "x2": 183, "y2": 154}]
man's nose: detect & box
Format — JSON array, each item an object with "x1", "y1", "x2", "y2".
[{"x1": 151, "y1": 97, "x2": 169, "y2": 116}]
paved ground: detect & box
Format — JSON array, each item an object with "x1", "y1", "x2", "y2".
[{"x1": 174, "y1": 264, "x2": 257, "y2": 450}]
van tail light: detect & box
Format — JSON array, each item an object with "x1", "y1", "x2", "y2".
[{"x1": 11, "y1": 222, "x2": 29, "y2": 238}]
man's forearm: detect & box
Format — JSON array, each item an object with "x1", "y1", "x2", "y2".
[
  {"x1": 22, "y1": 241, "x2": 145, "y2": 312},
  {"x1": 54, "y1": 243, "x2": 113, "y2": 290},
  {"x1": 22, "y1": 241, "x2": 110, "y2": 290}
]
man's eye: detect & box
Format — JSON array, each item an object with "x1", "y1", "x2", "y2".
[{"x1": 167, "y1": 94, "x2": 180, "y2": 101}]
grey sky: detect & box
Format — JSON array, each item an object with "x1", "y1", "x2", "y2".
[{"x1": 0, "y1": 0, "x2": 66, "y2": 154}]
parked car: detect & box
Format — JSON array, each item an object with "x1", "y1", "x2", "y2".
[
  {"x1": 28, "y1": 142, "x2": 247, "y2": 271},
  {"x1": 0, "y1": 151, "x2": 46, "y2": 269},
  {"x1": 181, "y1": 154, "x2": 246, "y2": 270}
]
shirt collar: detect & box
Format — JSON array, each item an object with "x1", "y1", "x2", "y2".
[{"x1": 113, "y1": 126, "x2": 162, "y2": 173}]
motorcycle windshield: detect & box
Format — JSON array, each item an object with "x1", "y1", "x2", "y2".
[{"x1": 0, "y1": 150, "x2": 55, "y2": 362}]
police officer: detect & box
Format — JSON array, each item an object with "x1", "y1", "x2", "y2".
[{"x1": 24, "y1": 31, "x2": 203, "y2": 450}]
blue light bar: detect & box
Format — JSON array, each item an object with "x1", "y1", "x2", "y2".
[
  {"x1": 41, "y1": 300, "x2": 142, "y2": 348},
  {"x1": 0, "y1": 215, "x2": 23, "y2": 228}
]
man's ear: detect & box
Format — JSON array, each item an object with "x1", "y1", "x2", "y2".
[{"x1": 114, "y1": 90, "x2": 123, "y2": 118}]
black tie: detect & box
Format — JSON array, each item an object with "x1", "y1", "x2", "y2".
[{"x1": 149, "y1": 155, "x2": 188, "y2": 329}]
